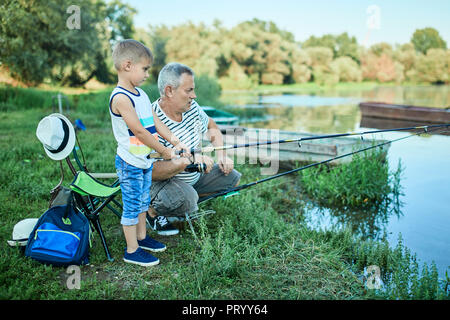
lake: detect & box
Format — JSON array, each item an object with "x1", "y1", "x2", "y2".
[{"x1": 220, "y1": 85, "x2": 450, "y2": 278}]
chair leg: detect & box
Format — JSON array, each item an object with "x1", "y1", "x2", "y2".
[{"x1": 90, "y1": 216, "x2": 114, "y2": 262}]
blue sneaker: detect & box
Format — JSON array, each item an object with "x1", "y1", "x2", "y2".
[
  {"x1": 138, "y1": 235, "x2": 167, "y2": 252},
  {"x1": 123, "y1": 247, "x2": 159, "y2": 267}
]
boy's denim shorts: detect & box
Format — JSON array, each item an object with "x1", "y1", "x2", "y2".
[{"x1": 115, "y1": 155, "x2": 153, "y2": 226}]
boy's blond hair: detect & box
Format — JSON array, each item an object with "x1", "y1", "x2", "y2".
[{"x1": 112, "y1": 39, "x2": 153, "y2": 71}]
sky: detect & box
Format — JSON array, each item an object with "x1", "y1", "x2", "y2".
[{"x1": 122, "y1": 0, "x2": 450, "y2": 47}]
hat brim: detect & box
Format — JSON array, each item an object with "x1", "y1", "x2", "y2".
[
  {"x1": 42, "y1": 113, "x2": 76, "y2": 161},
  {"x1": 7, "y1": 239, "x2": 28, "y2": 247}
]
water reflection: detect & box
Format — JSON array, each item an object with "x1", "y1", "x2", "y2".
[
  {"x1": 221, "y1": 85, "x2": 450, "y2": 134},
  {"x1": 222, "y1": 85, "x2": 450, "y2": 109},
  {"x1": 306, "y1": 193, "x2": 403, "y2": 241},
  {"x1": 239, "y1": 104, "x2": 360, "y2": 133}
]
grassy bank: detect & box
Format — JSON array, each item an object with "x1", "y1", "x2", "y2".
[{"x1": 0, "y1": 85, "x2": 448, "y2": 299}]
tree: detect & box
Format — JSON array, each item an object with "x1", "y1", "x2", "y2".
[
  {"x1": 164, "y1": 22, "x2": 220, "y2": 78},
  {"x1": 0, "y1": 0, "x2": 136, "y2": 86},
  {"x1": 407, "y1": 49, "x2": 449, "y2": 84},
  {"x1": 361, "y1": 52, "x2": 404, "y2": 83},
  {"x1": 393, "y1": 43, "x2": 416, "y2": 75},
  {"x1": 330, "y1": 56, "x2": 362, "y2": 82},
  {"x1": 411, "y1": 27, "x2": 447, "y2": 54},
  {"x1": 302, "y1": 32, "x2": 360, "y2": 62}
]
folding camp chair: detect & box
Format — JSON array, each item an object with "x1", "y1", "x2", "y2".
[
  {"x1": 65, "y1": 136, "x2": 122, "y2": 262},
  {"x1": 68, "y1": 141, "x2": 122, "y2": 218},
  {"x1": 68, "y1": 171, "x2": 120, "y2": 262}
]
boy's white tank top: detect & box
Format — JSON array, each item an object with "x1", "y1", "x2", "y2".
[{"x1": 109, "y1": 86, "x2": 157, "y2": 169}]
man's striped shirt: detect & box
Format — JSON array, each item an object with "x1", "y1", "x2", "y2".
[{"x1": 152, "y1": 99, "x2": 210, "y2": 185}]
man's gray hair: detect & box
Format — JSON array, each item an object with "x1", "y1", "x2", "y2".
[{"x1": 158, "y1": 62, "x2": 194, "y2": 97}]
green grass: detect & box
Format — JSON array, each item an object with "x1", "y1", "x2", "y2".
[
  {"x1": 0, "y1": 86, "x2": 448, "y2": 300},
  {"x1": 300, "y1": 148, "x2": 403, "y2": 208}
]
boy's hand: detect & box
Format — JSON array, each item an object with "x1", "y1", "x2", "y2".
[{"x1": 161, "y1": 147, "x2": 176, "y2": 160}]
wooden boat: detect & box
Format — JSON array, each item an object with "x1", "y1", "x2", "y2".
[
  {"x1": 359, "y1": 102, "x2": 450, "y2": 123},
  {"x1": 201, "y1": 106, "x2": 239, "y2": 125},
  {"x1": 209, "y1": 125, "x2": 389, "y2": 169},
  {"x1": 360, "y1": 116, "x2": 450, "y2": 136}
]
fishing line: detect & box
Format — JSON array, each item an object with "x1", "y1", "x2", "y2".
[
  {"x1": 197, "y1": 126, "x2": 446, "y2": 204},
  {"x1": 148, "y1": 123, "x2": 450, "y2": 158}
]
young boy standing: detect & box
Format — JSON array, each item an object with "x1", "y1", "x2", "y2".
[{"x1": 110, "y1": 39, "x2": 186, "y2": 266}]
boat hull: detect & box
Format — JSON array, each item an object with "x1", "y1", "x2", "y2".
[{"x1": 359, "y1": 102, "x2": 450, "y2": 123}]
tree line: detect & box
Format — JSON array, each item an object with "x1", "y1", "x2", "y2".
[
  {"x1": 140, "y1": 20, "x2": 449, "y2": 89},
  {"x1": 1, "y1": 1, "x2": 448, "y2": 88}
]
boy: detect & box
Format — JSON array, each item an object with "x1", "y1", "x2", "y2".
[{"x1": 110, "y1": 39, "x2": 187, "y2": 266}]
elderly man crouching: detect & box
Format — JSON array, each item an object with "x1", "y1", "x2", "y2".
[{"x1": 146, "y1": 62, "x2": 241, "y2": 236}]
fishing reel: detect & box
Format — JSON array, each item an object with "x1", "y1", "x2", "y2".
[{"x1": 185, "y1": 163, "x2": 207, "y2": 173}]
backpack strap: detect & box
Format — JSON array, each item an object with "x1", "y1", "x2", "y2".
[{"x1": 62, "y1": 191, "x2": 74, "y2": 225}]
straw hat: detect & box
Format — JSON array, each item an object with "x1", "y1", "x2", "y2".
[{"x1": 36, "y1": 113, "x2": 75, "y2": 160}]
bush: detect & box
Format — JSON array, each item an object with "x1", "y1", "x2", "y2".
[
  {"x1": 300, "y1": 148, "x2": 403, "y2": 208},
  {"x1": 407, "y1": 49, "x2": 450, "y2": 84},
  {"x1": 0, "y1": 85, "x2": 56, "y2": 110},
  {"x1": 330, "y1": 56, "x2": 362, "y2": 82}
]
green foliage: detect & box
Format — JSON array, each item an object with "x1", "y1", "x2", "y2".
[
  {"x1": 302, "y1": 32, "x2": 360, "y2": 62},
  {"x1": 300, "y1": 148, "x2": 402, "y2": 208},
  {"x1": 407, "y1": 49, "x2": 450, "y2": 84},
  {"x1": 0, "y1": 85, "x2": 56, "y2": 111},
  {"x1": 0, "y1": 0, "x2": 136, "y2": 86},
  {"x1": 330, "y1": 56, "x2": 362, "y2": 82},
  {"x1": 352, "y1": 235, "x2": 449, "y2": 299},
  {"x1": 411, "y1": 27, "x2": 447, "y2": 54}
]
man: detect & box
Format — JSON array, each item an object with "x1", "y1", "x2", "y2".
[{"x1": 146, "y1": 62, "x2": 241, "y2": 236}]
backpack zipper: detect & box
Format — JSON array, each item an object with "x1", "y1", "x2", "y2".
[{"x1": 35, "y1": 229, "x2": 80, "y2": 241}]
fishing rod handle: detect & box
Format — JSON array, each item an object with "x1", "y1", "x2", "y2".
[{"x1": 185, "y1": 163, "x2": 207, "y2": 173}]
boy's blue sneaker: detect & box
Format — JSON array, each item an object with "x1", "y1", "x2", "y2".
[
  {"x1": 138, "y1": 235, "x2": 166, "y2": 252},
  {"x1": 123, "y1": 247, "x2": 159, "y2": 267}
]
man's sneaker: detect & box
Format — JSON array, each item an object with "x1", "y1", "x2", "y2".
[
  {"x1": 167, "y1": 216, "x2": 186, "y2": 223},
  {"x1": 138, "y1": 235, "x2": 166, "y2": 252},
  {"x1": 123, "y1": 247, "x2": 159, "y2": 267},
  {"x1": 147, "y1": 215, "x2": 179, "y2": 236}
]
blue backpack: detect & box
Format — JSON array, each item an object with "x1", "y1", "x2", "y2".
[{"x1": 25, "y1": 193, "x2": 90, "y2": 266}]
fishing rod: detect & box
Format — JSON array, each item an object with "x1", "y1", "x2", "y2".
[
  {"x1": 148, "y1": 123, "x2": 450, "y2": 158},
  {"x1": 197, "y1": 125, "x2": 447, "y2": 204}
]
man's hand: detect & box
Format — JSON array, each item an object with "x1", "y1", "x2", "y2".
[
  {"x1": 194, "y1": 154, "x2": 214, "y2": 173},
  {"x1": 174, "y1": 142, "x2": 191, "y2": 157},
  {"x1": 217, "y1": 154, "x2": 234, "y2": 176}
]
